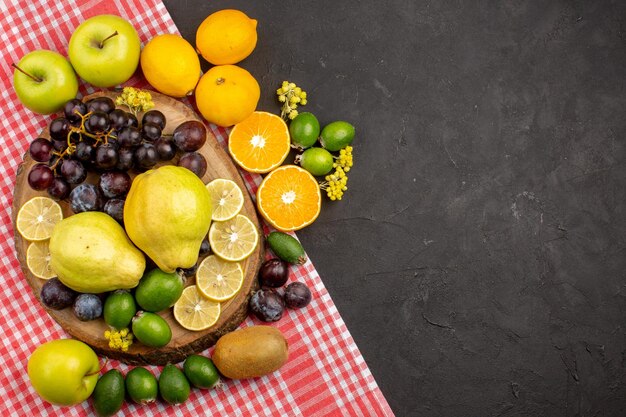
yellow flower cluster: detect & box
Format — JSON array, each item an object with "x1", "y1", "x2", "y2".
[
  {"x1": 115, "y1": 87, "x2": 154, "y2": 116},
  {"x1": 277, "y1": 81, "x2": 307, "y2": 120},
  {"x1": 321, "y1": 146, "x2": 354, "y2": 201},
  {"x1": 104, "y1": 328, "x2": 134, "y2": 352}
]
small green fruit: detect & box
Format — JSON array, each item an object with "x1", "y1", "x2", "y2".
[
  {"x1": 91, "y1": 369, "x2": 125, "y2": 417},
  {"x1": 103, "y1": 290, "x2": 136, "y2": 330},
  {"x1": 125, "y1": 367, "x2": 158, "y2": 405},
  {"x1": 132, "y1": 312, "x2": 172, "y2": 348},
  {"x1": 183, "y1": 355, "x2": 221, "y2": 389},
  {"x1": 289, "y1": 112, "x2": 320, "y2": 149},
  {"x1": 159, "y1": 364, "x2": 190, "y2": 405},
  {"x1": 135, "y1": 268, "x2": 184, "y2": 312},
  {"x1": 266, "y1": 231, "x2": 307, "y2": 265},
  {"x1": 320, "y1": 121, "x2": 355, "y2": 151},
  {"x1": 297, "y1": 147, "x2": 334, "y2": 176}
]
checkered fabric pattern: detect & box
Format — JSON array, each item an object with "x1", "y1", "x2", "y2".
[{"x1": 0, "y1": 1, "x2": 394, "y2": 416}]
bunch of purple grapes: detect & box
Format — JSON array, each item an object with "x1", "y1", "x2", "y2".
[{"x1": 26, "y1": 96, "x2": 209, "y2": 222}]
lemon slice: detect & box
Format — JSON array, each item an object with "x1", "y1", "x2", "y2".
[
  {"x1": 16, "y1": 197, "x2": 63, "y2": 241},
  {"x1": 208, "y1": 214, "x2": 258, "y2": 261},
  {"x1": 173, "y1": 285, "x2": 221, "y2": 331},
  {"x1": 196, "y1": 255, "x2": 244, "y2": 302},
  {"x1": 206, "y1": 178, "x2": 244, "y2": 221},
  {"x1": 26, "y1": 241, "x2": 56, "y2": 279}
]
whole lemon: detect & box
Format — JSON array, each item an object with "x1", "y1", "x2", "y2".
[
  {"x1": 196, "y1": 9, "x2": 257, "y2": 65},
  {"x1": 195, "y1": 65, "x2": 260, "y2": 127},
  {"x1": 140, "y1": 34, "x2": 201, "y2": 97}
]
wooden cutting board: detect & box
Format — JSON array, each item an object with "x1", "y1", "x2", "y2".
[{"x1": 11, "y1": 90, "x2": 263, "y2": 365}]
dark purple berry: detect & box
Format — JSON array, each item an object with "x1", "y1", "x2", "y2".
[
  {"x1": 73, "y1": 293, "x2": 103, "y2": 321},
  {"x1": 259, "y1": 258, "x2": 289, "y2": 288},
  {"x1": 249, "y1": 289, "x2": 285, "y2": 322},
  {"x1": 69, "y1": 183, "x2": 104, "y2": 213},
  {"x1": 142, "y1": 110, "x2": 166, "y2": 130},
  {"x1": 29, "y1": 138, "x2": 53, "y2": 162},
  {"x1": 178, "y1": 152, "x2": 207, "y2": 178},
  {"x1": 284, "y1": 282, "x2": 312, "y2": 309},
  {"x1": 40, "y1": 278, "x2": 77, "y2": 310}
]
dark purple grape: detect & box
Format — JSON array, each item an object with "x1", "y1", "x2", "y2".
[
  {"x1": 47, "y1": 177, "x2": 71, "y2": 200},
  {"x1": 125, "y1": 113, "x2": 139, "y2": 129},
  {"x1": 104, "y1": 198, "x2": 125, "y2": 224},
  {"x1": 49, "y1": 117, "x2": 71, "y2": 141},
  {"x1": 86, "y1": 97, "x2": 115, "y2": 114},
  {"x1": 29, "y1": 138, "x2": 53, "y2": 162},
  {"x1": 199, "y1": 237, "x2": 211, "y2": 256},
  {"x1": 63, "y1": 99, "x2": 87, "y2": 124},
  {"x1": 173, "y1": 120, "x2": 206, "y2": 152},
  {"x1": 60, "y1": 159, "x2": 87, "y2": 184},
  {"x1": 109, "y1": 109, "x2": 129, "y2": 131},
  {"x1": 99, "y1": 170, "x2": 131, "y2": 198},
  {"x1": 284, "y1": 282, "x2": 312, "y2": 309},
  {"x1": 259, "y1": 258, "x2": 289, "y2": 288},
  {"x1": 134, "y1": 143, "x2": 158, "y2": 170},
  {"x1": 116, "y1": 147, "x2": 135, "y2": 171},
  {"x1": 249, "y1": 289, "x2": 285, "y2": 322},
  {"x1": 40, "y1": 278, "x2": 77, "y2": 310},
  {"x1": 69, "y1": 184, "x2": 104, "y2": 213},
  {"x1": 85, "y1": 111, "x2": 111, "y2": 134},
  {"x1": 51, "y1": 139, "x2": 68, "y2": 152},
  {"x1": 94, "y1": 143, "x2": 119, "y2": 170},
  {"x1": 141, "y1": 122, "x2": 162, "y2": 142},
  {"x1": 155, "y1": 137, "x2": 176, "y2": 161},
  {"x1": 28, "y1": 164, "x2": 54, "y2": 190},
  {"x1": 74, "y1": 140, "x2": 95, "y2": 162},
  {"x1": 73, "y1": 293, "x2": 103, "y2": 321},
  {"x1": 116, "y1": 127, "x2": 142, "y2": 148},
  {"x1": 178, "y1": 152, "x2": 207, "y2": 178},
  {"x1": 142, "y1": 110, "x2": 166, "y2": 130}
]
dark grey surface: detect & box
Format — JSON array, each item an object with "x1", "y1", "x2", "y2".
[{"x1": 163, "y1": 1, "x2": 626, "y2": 415}]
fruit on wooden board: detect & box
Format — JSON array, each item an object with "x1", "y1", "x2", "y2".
[
  {"x1": 266, "y1": 231, "x2": 307, "y2": 265},
  {"x1": 141, "y1": 34, "x2": 201, "y2": 97},
  {"x1": 103, "y1": 290, "x2": 136, "y2": 330},
  {"x1": 124, "y1": 165, "x2": 212, "y2": 273},
  {"x1": 27, "y1": 339, "x2": 100, "y2": 406},
  {"x1": 49, "y1": 212, "x2": 145, "y2": 293},
  {"x1": 68, "y1": 15, "x2": 141, "y2": 87},
  {"x1": 256, "y1": 165, "x2": 321, "y2": 231},
  {"x1": 208, "y1": 214, "x2": 259, "y2": 262},
  {"x1": 205, "y1": 178, "x2": 244, "y2": 221},
  {"x1": 196, "y1": 9, "x2": 258, "y2": 65},
  {"x1": 195, "y1": 64, "x2": 260, "y2": 127},
  {"x1": 134, "y1": 268, "x2": 185, "y2": 312},
  {"x1": 91, "y1": 369, "x2": 125, "y2": 417},
  {"x1": 173, "y1": 285, "x2": 221, "y2": 331},
  {"x1": 212, "y1": 326, "x2": 288, "y2": 379},
  {"x1": 131, "y1": 311, "x2": 172, "y2": 348},
  {"x1": 12, "y1": 50, "x2": 78, "y2": 115}
]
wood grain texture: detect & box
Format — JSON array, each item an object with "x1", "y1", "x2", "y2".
[{"x1": 12, "y1": 90, "x2": 263, "y2": 365}]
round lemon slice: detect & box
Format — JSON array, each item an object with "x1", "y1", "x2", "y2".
[
  {"x1": 26, "y1": 241, "x2": 56, "y2": 279},
  {"x1": 173, "y1": 285, "x2": 221, "y2": 331},
  {"x1": 16, "y1": 197, "x2": 63, "y2": 241},
  {"x1": 206, "y1": 178, "x2": 244, "y2": 221},
  {"x1": 208, "y1": 214, "x2": 258, "y2": 262},
  {"x1": 196, "y1": 255, "x2": 244, "y2": 302}
]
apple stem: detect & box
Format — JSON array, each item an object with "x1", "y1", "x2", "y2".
[
  {"x1": 11, "y1": 63, "x2": 42, "y2": 82},
  {"x1": 99, "y1": 31, "x2": 119, "y2": 48}
]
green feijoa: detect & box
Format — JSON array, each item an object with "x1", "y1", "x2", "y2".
[
  {"x1": 320, "y1": 121, "x2": 355, "y2": 151},
  {"x1": 132, "y1": 311, "x2": 172, "y2": 348},
  {"x1": 297, "y1": 147, "x2": 334, "y2": 176},
  {"x1": 91, "y1": 369, "x2": 125, "y2": 417},
  {"x1": 135, "y1": 268, "x2": 185, "y2": 312},
  {"x1": 159, "y1": 364, "x2": 190, "y2": 405},
  {"x1": 125, "y1": 367, "x2": 158, "y2": 405},
  {"x1": 183, "y1": 354, "x2": 221, "y2": 389},
  {"x1": 266, "y1": 232, "x2": 306, "y2": 265},
  {"x1": 103, "y1": 290, "x2": 137, "y2": 330},
  {"x1": 289, "y1": 112, "x2": 320, "y2": 149}
]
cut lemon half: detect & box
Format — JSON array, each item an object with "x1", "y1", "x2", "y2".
[
  {"x1": 228, "y1": 111, "x2": 290, "y2": 173},
  {"x1": 257, "y1": 165, "x2": 321, "y2": 231},
  {"x1": 26, "y1": 241, "x2": 56, "y2": 279},
  {"x1": 16, "y1": 197, "x2": 63, "y2": 241},
  {"x1": 206, "y1": 178, "x2": 244, "y2": 221},
  {"x1": 208, "y1": 214, "x2": 258, "y2": 261},
  {"x1": 173, "y1": 285, "x2": 221, "y2": 331},
  {"x1": 196, "y1": 255, "x2": 244, "y2": 302}
]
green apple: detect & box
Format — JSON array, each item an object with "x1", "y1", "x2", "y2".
[
  {"x1": 27, "y1": 339, "x2": 100, "y2": 406},
  {"x1": 68, "y1": 14, "x2": 141, "y2": 88},
  {"x1": 12, "y1": 50, "x2": 78, "y2": 115}
]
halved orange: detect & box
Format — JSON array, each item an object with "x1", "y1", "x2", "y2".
[
  {"x1": 257, "y1": 165, "x2": 321, "y2": 231},
  {"x1": 228, "y1": 111, "x2": 290, "y2": 173}
]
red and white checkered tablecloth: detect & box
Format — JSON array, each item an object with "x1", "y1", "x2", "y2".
[{"x1": 0, "y1": 1, "x2": 394, "y2": 416}]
